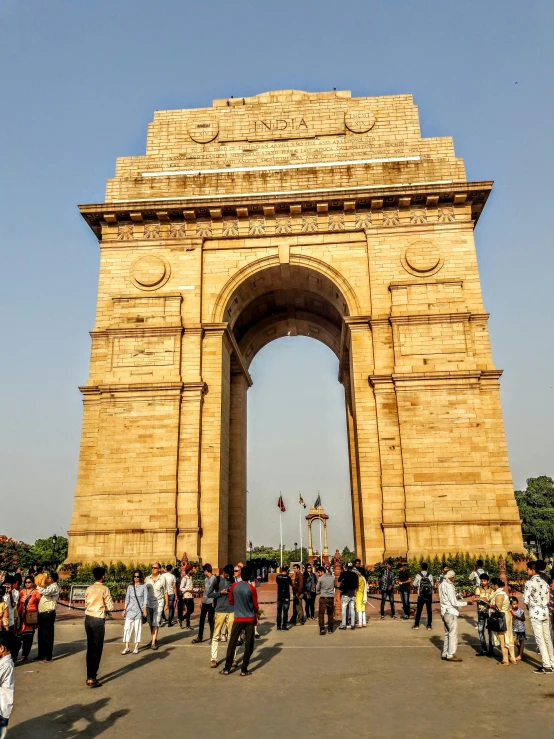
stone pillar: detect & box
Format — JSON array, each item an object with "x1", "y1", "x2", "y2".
[
  {"x1": 323, "y1": 521, "x2": 329, "y2": 559},
  {"x1": 342, "y1": 365, "x2": 365, "y2": 559},
  {"x1": 346, "y1": 318, "x2": 385, "y2": 564},
  {"x1": 307, "y1": 520, "x2": 313, "y2": 559},
  {"x1": 228, "y1": 371, "x2": 248, "y2": 564}
]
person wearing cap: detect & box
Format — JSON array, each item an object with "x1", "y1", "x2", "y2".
[{"x1": 438, "y1": 570, "x2": 467, "y2": 662}]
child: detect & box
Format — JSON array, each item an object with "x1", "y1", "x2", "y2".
[
  {"x1": 510, "y1": 596, "x2": 526, "y2": 661},
  {"x1": 0, "y1": 632, "x2": 14, "y2": 738},
  {"x1": 0, "y1": 588, "x2": 8, "y2": 632}
]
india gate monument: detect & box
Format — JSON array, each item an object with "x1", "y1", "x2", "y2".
[{"x1": 68, "y1": 89, "x2": 524, "y2": 566}]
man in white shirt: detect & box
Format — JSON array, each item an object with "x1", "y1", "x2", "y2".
[
  {"x1": 0, "y1": 633, "x2": 15, "y2": 739},
  {"x1": 438, "y1": 570, "x2": 467, "y2": 662},
  {"x1": 523, "y1": 560, "x2": 554, "y2": 674},
  {"x1": 144, "y1": 563, "x2": 169, "y2": 650},
  {"x1": 162, "y1": 565, "x2": 178, "y2": 627},
  {"x1": 468, "y1": 560, "x2": 486, "y2": 588}
]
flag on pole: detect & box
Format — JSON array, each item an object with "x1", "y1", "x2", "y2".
[
  {"x1": 299, "y1": 493, "x2": 306, "y2": 508},
  {"x1": 277, "y1": 495, "x2": 286, "y2": 512},
  {"x1": 314, "y1": 493, "x2": 322, "y2": 509}
]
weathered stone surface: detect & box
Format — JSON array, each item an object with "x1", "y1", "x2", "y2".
[{"x1": 68, "y1": 89, "x2": 523, "y2": 565}]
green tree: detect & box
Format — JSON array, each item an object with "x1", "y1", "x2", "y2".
[
  {"x1": 341, "y1": 546, "x2": 355, "y2": 563},
  {"x1": 29, "y1": 536, "x2": 68, "y2": 569},
  {"x1": 515, "y1": 476, "x2": 554, "y2": 557}
]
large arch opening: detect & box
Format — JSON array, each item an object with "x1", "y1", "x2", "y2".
[{"x1": 218, "y1": 262, "x2": 360, "y2": 564}]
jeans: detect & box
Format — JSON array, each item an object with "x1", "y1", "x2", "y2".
[
  {"x1": 198, "y1": 602, "x2": 214, "y2": 641},
  {"x1": 183, "y1": 598, "x2": 194, "y2": 627},
  {"x1": 212, "y1": 612, "x2": 234, "y2": 661},
  {"x1": 400, "y1": 590, "x2": 410, "y2": 617},
  {"x1": 305, "y1": 592, "x2": 316, "y2": 619},
  {"x1": 0, "y1": 715, "x2": 8, "y2": 739},
  {"x1": 290, "y1": 594, "x2": 305, "y2": 625},
  {"x1": 414, "y1": 596, "x2": 432, "y2": 628},
  {"x1": 341, "y1": 595, "x2": 355, "y2": 627},
  {"x1": 37, "y1": 610, "x2": 56, "y2": 660},
  {"x1": 85, "y1": 615, "x2": 105, "y2": 680},
  {"x1": 530, "y1": 617, "x2": 554, "y2": 669},
  {"x1": 276, "y1": 599, "x2": 290, "y2": 629},
  {"x1": 477, "y1": 612, "x2": 493, "y2": 653},
  {"x1": 318, "y1": 597, "x2": 334, "y2": 631},
  {"x1": 165, "y1": 594, "x2": 176, "y2": 625},
  {"x1": 441, "y1": 613, "x2": 458, "y2": 658},
  {"x1": 225, "y1": 621, "x2": 255, "y2": 672},
  {"x1": 380, "y1": 590, "x2": 395, "y2": 617}
]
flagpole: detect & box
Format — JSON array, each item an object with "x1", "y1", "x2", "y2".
[
  {"x1": 299, "y1": 492, "x2": 303, "y2": 565},
  {"x1": 318, "y1": 491, "x2": 322, "y2": 563},
  {"x1": 279, "y1": 507, "x2": 283, "y2": 570}
]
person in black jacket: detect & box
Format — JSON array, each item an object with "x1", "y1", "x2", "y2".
[
  {"x1": 276, "y1": 565, "x2": 293, "y2": 631},
  {"x1": 379, "y1": 563, "x2": 397, "y2": 620}
]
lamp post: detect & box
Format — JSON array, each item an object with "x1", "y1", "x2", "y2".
[{"x1": 51, "y1": 535, "x2": 58, "y2": 571}]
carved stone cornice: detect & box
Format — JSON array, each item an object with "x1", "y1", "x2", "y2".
[
  {"x1": 91, "y1": 326, "x2": 183, "y2": 338},
  {"x1": 79, "y1": 180, "x2": 492, "y2": 239},
  {"x1": 368, "y1": 370, "x2": 504, "y2": 391}
]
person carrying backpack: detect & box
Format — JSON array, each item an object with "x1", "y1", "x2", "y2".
[{"x1": 412, "y1": 564, "x2": 434, "y2": 630}]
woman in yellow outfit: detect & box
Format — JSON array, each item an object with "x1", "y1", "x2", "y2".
[{"x1": 355, "y1": 571, "x2": 368, "y2": 627}]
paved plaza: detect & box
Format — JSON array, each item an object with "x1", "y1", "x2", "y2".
[{"x1": 7, "y1": 607, "x2": 554, "y2": 738}]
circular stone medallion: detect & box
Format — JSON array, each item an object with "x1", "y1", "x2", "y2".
[
  {"x1": 188, "y1": 115, "x2": 219, "y2": 144},
  {"x1": 345, "y1": 106, "x2": 376, "y2": 134},
  {"x1": 131, "y1": 255, "x2": 169, "y2": 290},
  {"x1": 403, "y1": 245, "x2": 442, "y2": 275}
]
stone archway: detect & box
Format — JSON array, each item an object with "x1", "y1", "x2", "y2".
[{"x1": 67, "y1": 89, "x2": 524, "y2": 566}]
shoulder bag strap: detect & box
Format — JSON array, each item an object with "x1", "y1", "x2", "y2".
[{"x1": 132, "y1": 584, "x2": 143, "y2": 613}]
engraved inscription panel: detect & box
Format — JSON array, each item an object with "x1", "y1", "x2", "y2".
[
  {"x1": 111, "y1": 336, "x2": 176, "y2": 368},
  {"x1": 398, "y1": 322, "x2": 467, "y2": 356}
]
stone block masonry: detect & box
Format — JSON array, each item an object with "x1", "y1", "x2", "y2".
[{"x1": 68, "y1": 89, "x2": 523, "y2": 565}]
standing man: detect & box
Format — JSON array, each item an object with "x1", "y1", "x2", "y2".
[
  {"x1": 354, "y1": 559, "x2": 367, "y2": 579},
  {"x1": 84, "y1": 567, "x2": 114, "y2": 687},
  {"x1": 290, "y1": 564, "x2": 305, "y2": 626},
  {"x1": 192, "y1": 564, "x2": 216, "y2": 644},
  {"x1": 523, "y1": 560, "x2": 554, "y2": 674},
  {"x1": 316, "y1": 565, "x2": 335, "y2": 635},
  {"x1": 144, "y1": 563, "x2": 168, "y2": 650},
  {"x1": 2, "y1": 579, "x2": 18, "y2": 661},
  {"x1": 469, "y1": 560, "x2": 486, "y2": 588},
  {"x1": 472, "y1": 572, "x2": 493, "y2": 656},
  {"x1": 438, "y1": 570, "x2": 467, "y2": 662},
  {"x1": 162, "y1": 564, "x2": 178, "y2": 627},
  {"x1": 412, "y1": 563, "x2": 434, "y2": 631},
  {"x1": 36, "y1": 572, "x2": 60, "y2": 662},
  {"x1": 379, "y1": 562, "x2": 396, "y2": 620},
  {"x1": 338, "y1": 563, "x2": 358, "y2": 630},
  {"x1": 397, "y1": 562, "x2": 412, "y2": 620},
  {"x1": 210, "y1": 565, "x2": 235, "y2": 668},
  {"x1": 221, "y1": 567, "x2": 259, "y2": 676},
  {"x1": 276, "y1": 565, "x2": 293, "y2": 631}
]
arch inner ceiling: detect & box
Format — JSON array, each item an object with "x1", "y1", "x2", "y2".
[{"x1": 222, "y1": 264, "x2": 350, "y2": 368}]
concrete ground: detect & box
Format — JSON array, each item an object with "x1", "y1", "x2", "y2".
[{"x1": 7, "y1": 606, "x2": 554, "y2": 739}]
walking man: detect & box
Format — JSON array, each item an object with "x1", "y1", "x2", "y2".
[
  {"x1": 316, "y1": 565, "x2": 335, "y2": 635},
  {"x1": 84, "y1": 567, "x2": 114, "y2": 687},
  {"x1": 438, "y1": 570, "x2": 467, "y2": 662},
  {"x1": 379, "y1": 562, "x2": 396, "y2": 620},
  {"x1": 144, "y1": 562, "x2": 168, "y2": 650},
  {"x1": 412, "y1": 563, "x2": 433, "y2": 630},
  {"x1": 276, "y1": 565, "x2": 293, "y2": 631},
  {"x1": 338, "y1": 563, "x2": 358, "y2": 630},
  {"x1": 221, "y1": 567, "x2": 259, "y2": 676},
  {"x1": 210, "y1": 564, "x2": 235, "y2": 668},
  {"x1": 290, "y1": 564, "x2": 305, "y2": 626},
  {"x1": 192, "y1": 564, "x2": 216, "y2": 643},
  {"x1": 473, "y1": 572, "x2": 493, "y2": 656},
  {"x1": 523, "y1": 560, "x2": 554, "y2": 674},
  {"x1": 162, "y1": 564, "x2": 178, "y2": 627}
]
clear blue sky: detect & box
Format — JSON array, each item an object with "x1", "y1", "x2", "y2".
[{"x1": 1, "y1": 0, "x2": 553, "y2": 552}]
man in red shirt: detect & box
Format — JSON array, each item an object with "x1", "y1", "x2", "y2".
[{"x1": 221, "y1": 567, "x2": 259, "y2": 676}]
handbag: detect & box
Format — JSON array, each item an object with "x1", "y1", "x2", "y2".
[
  {"x1": 24, "y1": 593, "x2": 38, "y2": 625},
  {"x1": 488, "y1": 611, "x2": 507, "y2": 633},
  {"x1": 133, "y1": 584, "x2": 147, "y2": 625}
]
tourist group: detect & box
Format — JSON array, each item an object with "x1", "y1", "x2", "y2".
[{"x1": 1, "y1": 557, "x2": 554, "y2": 735}]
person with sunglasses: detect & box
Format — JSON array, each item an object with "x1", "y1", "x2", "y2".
[
  {"x1": 15, "y1": 577, "x2": 40, "y2": 662},
  {"x1": 122, "y1": 570, "x2": 147, "y2": 655},
  {"x1": 144, "y1": 563, "x2": 169, "y2": 650}
]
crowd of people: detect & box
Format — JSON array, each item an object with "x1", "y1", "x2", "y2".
[{"x1": 1, "y1": 555, "x2": 554, "y2": 734}]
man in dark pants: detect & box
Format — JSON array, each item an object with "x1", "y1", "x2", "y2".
[
  {"x1": 221, "y1": 567, "x2": 259, "y2": 676},
  {"x1": 379, "y1": 562, "x2": 396, "y2": 620},
  {"x1": 192, "y1": 564, "x2": 216, "y2": 644},
  {"x1": 412, "y1": 563, "x2": 434, "y2": 630},
  {"x1": 472, "y1": 573, "x2": 493, "y2": 655},
  {"x1": 398, "y1": 563, "x2": 412, "y2": 620},
  {"x1": 289, "y1": 564, "x2": 305, "y2": 626},
  {"x1": 276, "y1": 565, "x2": 293, "y2": 631},
  {"x1": 316, "y1": 566, "x2": 335, "y2": 634},
  {"x1": 84, "y1": 567, "x2": 114, "y2": 688},
  {"x1": 36, "y1": 571, "x2": 60, "y2": 662}
]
